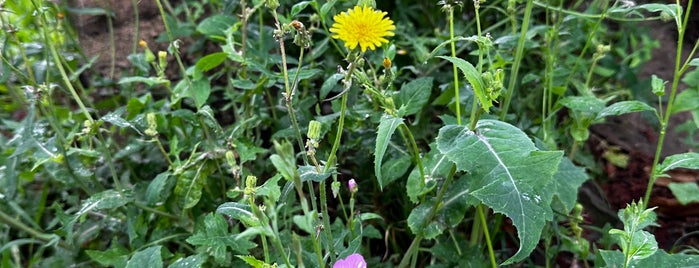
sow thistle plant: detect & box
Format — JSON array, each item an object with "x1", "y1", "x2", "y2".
[{"x1": 6, "y1": 0, "x2": 699, "y2": 267}]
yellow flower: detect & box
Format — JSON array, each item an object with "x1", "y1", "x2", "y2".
[{"x1": 330, "y1": 5, "x2": 395, "y2": 52}]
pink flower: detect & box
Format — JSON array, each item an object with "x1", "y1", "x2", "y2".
[
  {"x1": 333, "y1": 253, "x2": 366, "y2": 268},
  {"x1": 348, "y1": 179, "x2": 358, "y2": 193}
]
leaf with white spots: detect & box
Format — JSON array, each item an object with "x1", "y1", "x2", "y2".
[{"x1": 436, "y1": 120, "x2": 563, "y2": 264}]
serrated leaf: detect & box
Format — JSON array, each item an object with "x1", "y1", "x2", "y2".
[
  {"x1": 216, "y1": 202, "x2": 260, "y2": 227},
  {"x1": 436, "y1": 120, "x2": 563, "y2": 264},
  {"x1": 437, "y1": 56, "x2": 489, "y2": 112},
  {"x1": 197, "y1": 15, "x2": 237, "y2": 39},
  {"x1": 395, "y1": 77, "x2": 433, "y2": 116},
  {"x1": 375, "y1": 115, "x2": 404, "y2": 189},
  {"x1": 657, "y1": 152, "x2": 699, "y2": 175},
  {"x1": 187, "y1": 213, "x2": 254, "y2": 265},
  {"x1": 125, "y1": 246, "x2": 162, "y2": 268},
  {"x1": 596, "y1": 101, "x2": 656, "y2": 120},
  {"x1": 668, "y1": 182, "x2": 699, "y2": 205},
  {"x1": 195, "y1": 52, "x2": 227, "y2": 72}
]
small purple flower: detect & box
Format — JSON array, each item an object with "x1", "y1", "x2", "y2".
[
  {"x1": 333, "y1": 253, "x2": 366, "y2": 268},
  {"x1": 348, "y1": 179, "x2": 358, "y2": 193}
]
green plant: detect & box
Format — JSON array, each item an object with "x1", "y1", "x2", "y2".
[{"x1": 3, "y1": 0, "x2": 699, "y2": 267}]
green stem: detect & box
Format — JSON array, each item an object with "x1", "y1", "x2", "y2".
[
  {"x1": 643, "y1": 0, "x2": 693, "y2": 207},
  {"x1": 500, "y1": 0, "x2": 533, "y2": 120},
  {"x1": 324, "y1": 91, "x2": 350, "y2": 173},
  {"x1": 0, "y1": 210, "x2": 71, "y2": 249},
  {"x1": 399, "y1": 124, "x2": 426, "y2": 186},
  {"x1": 40, "y1": 8, "x2": 122, "y2": 191},
  {"x1": 477, "y1": 205, "x2": 497, "y2": 268},
  {"x1": 319, "y1": 181, "x2": 334, "y2": 266},
  {"x1": 399, "y1": 166, "x2": 457, "y2": 267},
  {"x1": 449, "y1": 6, "x2": 461, "y2": 125}
]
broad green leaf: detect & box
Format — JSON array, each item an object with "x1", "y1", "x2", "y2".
[
  {"x1": 319, "y1": 0, "x2": 338, "y2": 21},
  {"x1": 381, "y1": 155, "x2": 412, "y2": 187},
  {"x1": 174, "y1": 164, "x2": 209, "y2": 210},
  {"x1": 189, "y1": 78, "x2": 211, "y2": 109},
  {"x1": 436, "y1": 120, "x2": 563, "y2": 264},
  {"x1": 668, "y1": 182, "x2": 699, "y2": 205},
  {"x1": 291, "y1": 1, "x2": 312, "y2": 17},
  {"x1": 598, "y1": 250, "x2": 699, "y2": 268},
  {"x1": 195, "y1": 52, "x2": 227, "y2": 72},
  {"x1": 216, "y1": 202, "x2": 260, "y2": 227},
  {"x1": 237, "y1": 255, "x2": 267, "y2": 268},
  {"x1": 596, "y1": 101, "x2": 656, "y2": 120},
  {"x1": 299, "y1": 165, "x2": 332, "y2": 182},
  {"x1": 407, "y1": 199, "x2": 443, "y2": 239},
  {"x1": 77, "y1": 189, "x2": 132, "y2": 214},
  {"x1": 125, "y1": 246, "x2": 162, "y2": 268},
  {"x1": 670, "y1": 89, "x2": 699, "y2": 114},
  {"x1": 145, "y1": 172, "x2": 172, "y2": 206},
  {"x1": 197, "y1": 15, "x2": 236, "y2": 39},
  {"x1": 375, "y1": 115, "x2": 404, "y2": 189},
  {"x1": 168, "y1": 255, "x2": 206, "y2": 268},
  {"x1": 634, "y1": 4, "x2": 681, "y2": 27},
  {"x1": 187, "y1": 213, "x2": 255, "y2": 265},
  {"x1": 86, "y1": 246, "x2": 129, "y2": 267},
  {"x1": 395, "y1": 77, "x2": 434, "y2": 116},
  {"x1": 320, "y1": 73, "x2": 343, "y2": 100},
  {"x1": 102, "y1": 108, "x2": 144, "y2": 135},
  {"x1": 552, "y1": 158, "x2": 588, "y2": 211},
  {"x1": 271, "y1": 140, "x2": 298, "y2": 182},
  {"x1": 657, "y1": 152, "x2": 699, "y2": 175},
  {"x1": 406, "y1": 144, "x2": 452, "y2": 203},
  {"x1": 558, "y1": 96, "x2": 606, "y2": 116},
  {"x1": 256, "y1": 174, "x2": 282, "y2": 203},
  {"x1": 437, "y1": 56, "x2": 489, "y2": 112}
]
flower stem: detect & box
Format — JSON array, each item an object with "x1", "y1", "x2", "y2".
[
  {"x1": 449, "y1": 6, "x2": 461, "y2": 125},
  {"x1": 500, "y1": 0, "x2": 534, "y2": 120},
  {"x1": 643, "y1": 0, "x2": 693, "y2": 207}
]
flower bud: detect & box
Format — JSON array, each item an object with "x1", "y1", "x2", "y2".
[
  {"x1": 307, "y1": 120, "x2": 322, "y2": 140},
  {"x1": 383, "y1": 57, "x2": 392, "y2": 69},
  {"x1": 348, "y1": 179, "x2": 358, "y2": 193}
]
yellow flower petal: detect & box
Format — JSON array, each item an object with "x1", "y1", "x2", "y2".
[{"x1": 329, "y1": 5, "x2": 395, "y2": 52}]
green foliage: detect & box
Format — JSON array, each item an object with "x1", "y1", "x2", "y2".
[{"x1": 3, "y1": 0, "x2": 699, "y2": 267}]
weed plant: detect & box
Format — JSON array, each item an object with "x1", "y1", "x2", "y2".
[{"x1": 2, "y1": 0, "x2": 699, "y2": 267}]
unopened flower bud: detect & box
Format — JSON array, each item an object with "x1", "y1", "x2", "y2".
[
  {"x1": 158, "y1": 51, "x2": 168, "y2": 69},
  {"x1": 307, "y1": 120, "x2": 322, "y2": 140},
  {"x1": 245, "y1": 175, "x2": 257, "y2": 195},
  {"x1": 348, "y1": 179, "x2": 358, "y2": 193},
  {"x1": 383, "y1": 57, "x2": 392, "y2": 69}
]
